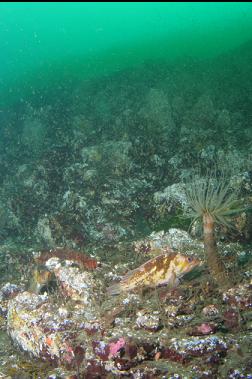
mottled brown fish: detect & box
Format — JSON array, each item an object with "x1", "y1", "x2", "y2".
[
  {"x1": 29, "y1": 266, "x2": 54, "y2": 294},
  {"x1": 34, "y1": 248, "x2": 98, "y2": 270},
  {"x1": 107, "y1": 252, "x2": 200, "y2": 295}
]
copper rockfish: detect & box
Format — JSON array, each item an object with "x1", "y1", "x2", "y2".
[{"x1": 107, "y1": 252, "x2": 200, "y2": 295}]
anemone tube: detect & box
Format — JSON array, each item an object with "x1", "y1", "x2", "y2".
[{"x1": 185, "y1": 172, "x2": 241, "y2": 288}]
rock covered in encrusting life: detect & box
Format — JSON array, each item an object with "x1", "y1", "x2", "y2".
[
  {"x1": 135, "y1": 311, "x2": 162, "y2": 332},
  {"x1": 7, "y1": 259, "x2": 102, "y2": 367},
  {"x1": 133, "y1": 229, "x2": 203, "y2": 257},
  {"x1": 202, "y1": 304, "x2": 220, "y2": 318},
  {"x1": 223, "y1": 283, "x2": 252, "y2": 310},
  {"x1": 161, "y1": 335, "x2": 229, "y2": 363},
  {"x1": 54, "y1": 264, "x2": 97, "y2": 304},
  {"x1": 0, "y1": 283, "x2": 23, "y2": 301}
]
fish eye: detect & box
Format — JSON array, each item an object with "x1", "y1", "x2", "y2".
[{"x1": 187, "y1": 257, "x2": 193, "y2": 262}]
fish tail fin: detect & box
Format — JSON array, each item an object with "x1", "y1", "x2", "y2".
[{"x1": 107, "y1": 282, "x2": 123, "y2": 296}]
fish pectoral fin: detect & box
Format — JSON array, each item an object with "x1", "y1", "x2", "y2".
[
  {"x1": 173, "y1": 277, "x2": 180, "y2": 287},
  {"x1": 170, "y1": 270, "x2": 180, "y2": 287}
]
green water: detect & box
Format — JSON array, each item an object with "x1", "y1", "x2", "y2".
[{"x1": 1, "y1": 2, "x2": 252, "y2": 104}]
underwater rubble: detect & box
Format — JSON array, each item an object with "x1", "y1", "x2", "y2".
[{"x1": 0, "y1": 230, "x2": 251, "y2": 378}]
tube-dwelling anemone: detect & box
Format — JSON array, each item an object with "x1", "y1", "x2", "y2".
[{"x1": 185, "y1": 170, "x2": 242, "y2": 288}]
